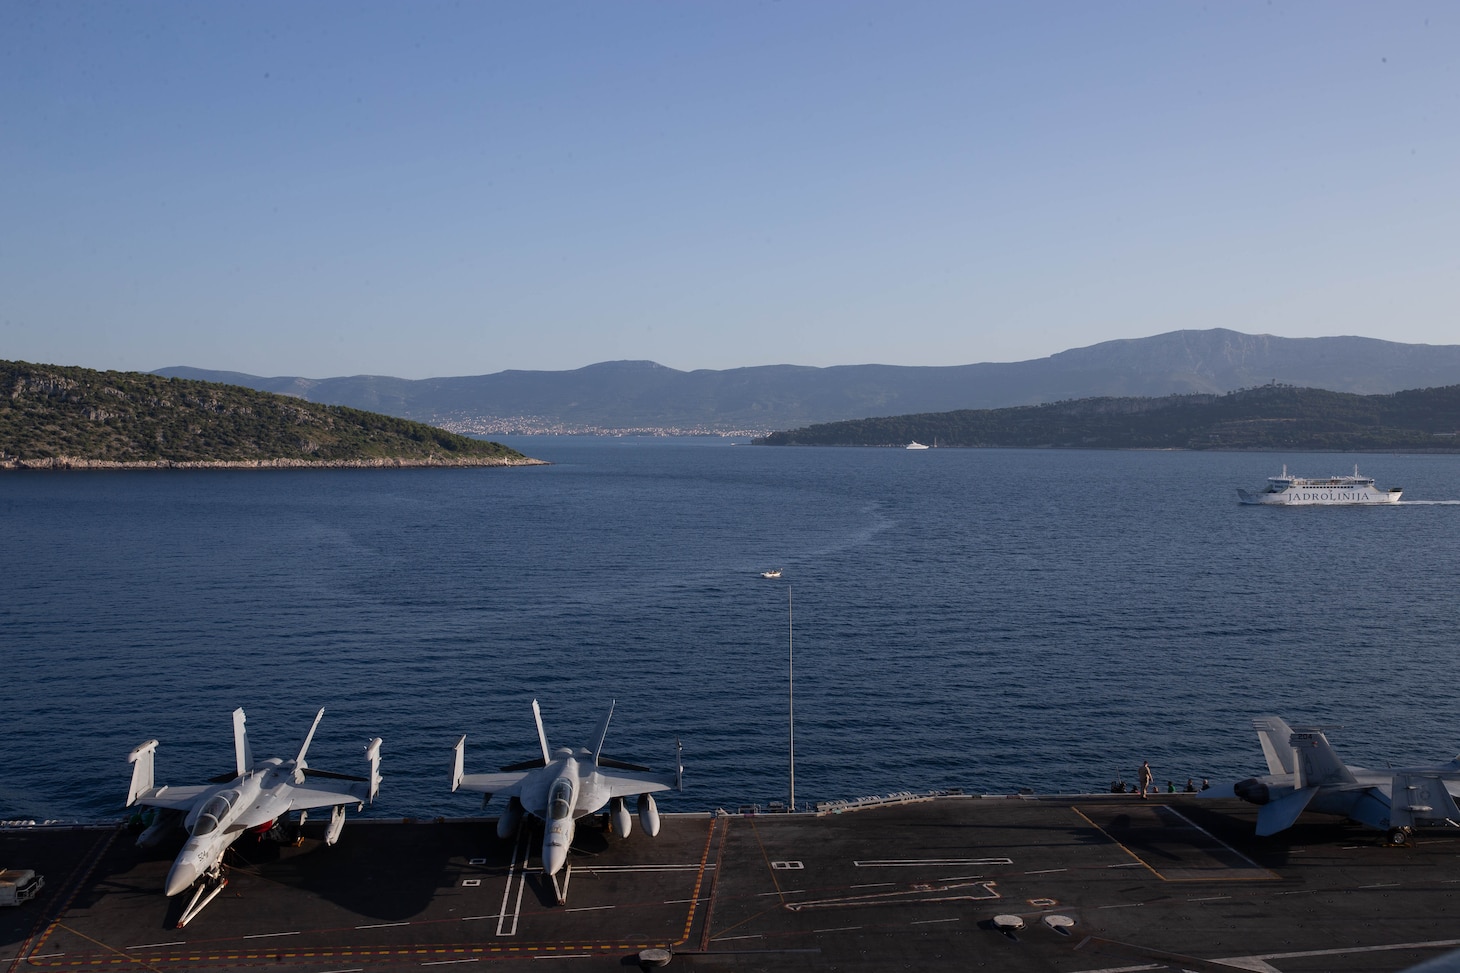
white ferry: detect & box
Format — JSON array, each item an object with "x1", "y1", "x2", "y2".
[{"x1": 1237, "y1": 465, "x2": 1402, "y2": 505}]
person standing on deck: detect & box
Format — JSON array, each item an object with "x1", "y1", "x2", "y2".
[{"x1": 1138, "y1": 761, "x2": 1153, "y2": 799}]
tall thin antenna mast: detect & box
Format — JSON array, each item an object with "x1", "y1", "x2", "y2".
[{"x1": 788, "y1": 584, "x2": 795, "y2": 812}]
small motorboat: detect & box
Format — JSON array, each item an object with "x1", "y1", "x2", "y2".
[{"x1": 760, "y1": 569, "x2": 782, "y2": 579}]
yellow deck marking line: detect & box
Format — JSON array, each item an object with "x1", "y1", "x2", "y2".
[
  {"x1": 1069, "y1": 806, "x2": 1171, "y2": 881},
  {"x1": 695, "y1": 814, "x2": 731, "y2": 952},
  {"x1": 672, "y1": 811, "x2": 719, "y2": 949},
  {"x1": 19, "y1": 828, "x2": 124, "y2": 971},
  {"x1": 703, "y1": 816, "x2": 791, "y2": 943},
  {"x1": 42, "y1": 923, "x2": 164, "y2": 973},
  {"x1": 20, "y1": 819, "x2": 722, "y2": 968}
]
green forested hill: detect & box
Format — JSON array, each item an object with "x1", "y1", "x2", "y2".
[
  {"x1": 755, "y1": 384, "x2": 1460, "y2": 450},
  {"x1": 1, "y1": 361, "x2": 542, "y2": 468}
]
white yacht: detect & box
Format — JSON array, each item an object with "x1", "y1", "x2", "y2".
[
  {"x1": 905, "y1": 440, "x2": 929, "y2": 450},
  {"x1": 1237, "y1": 465, "x2": 1402, "y2": 505}
]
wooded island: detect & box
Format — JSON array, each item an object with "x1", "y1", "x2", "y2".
[{"x1": 1, "y1": 361, "x2": 544, "y2": 469}]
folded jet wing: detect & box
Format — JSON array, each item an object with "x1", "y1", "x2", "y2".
[
  {"x1": 126, "y1": 707, "x2": 382, "y2": 927},
  {"x1": 452, "y1": 699, "x2": 682, "y2": 903}
]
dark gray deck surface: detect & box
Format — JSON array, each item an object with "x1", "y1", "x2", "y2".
[{"x1": 4, "y1": 795, "x2": 1460, "y2": 971}]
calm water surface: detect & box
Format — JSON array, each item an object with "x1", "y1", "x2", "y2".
[{"x1": 4, "y1": 443, "x2": 1460, "y2": 821}]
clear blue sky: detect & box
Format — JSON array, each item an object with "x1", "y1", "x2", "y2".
[{"x1": 3, "y1": 1, "x2": 1456, "y2": 379}]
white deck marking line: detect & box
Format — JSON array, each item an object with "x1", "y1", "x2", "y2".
[
  {"x1": 812, "y1": 926, "x2": 863, "y2": 934},
  {"x1": 759, "y1": 888, "x2": 805, "y2": 896},
  {"x1": 563, "y1": 904, "x2": 615, "y2": 913},
  {"x1": 508, "y1": 869, "x2": 528, "y2": 933},
  {"x1": 356, "y1": 921, "x2": 410, "y2": 929},
  {"x1": 1157, "y1": 805, "x2": 1271, "y2": 871},
  {"x1": 128, "y1": 941, "x2": 186, "y2": 949},
  {"x1": 423, "y1": 959, "x2": 480, "y2": 966},
  {"x1": 1358, "y1": 882, "x2": 1401, "y2": 889},
  {"x1": 318, "y1": 968, "x2": 365, "y2": 973},
  {"x1": 1221, "y1": 936, "x2": 1460, "y2": 968},
  {"x1": 1067, "y1": 965, "x2": 1165, "y2": 972},
  {"x1": 1096, "y1": 902, "x2": 1145, "y2": 910},
  {"x1": 911, "y1": 917, "x2": 961, "y2": 925},
  {"x1": 1106, "y1": 862, "x2": 1144, "y2": 868},
  {"x1": 1275, "y1": 888, "x2": 1321, "y2": 895},
  {"x1": 1187, "y1": 895, "x2": 1231, "y2": 902},
  {"x1": 497, "y1": 830, "x2": 528, "y2": 938},
  {"x1": 461, "y1": 914, "x2": 502, "y2": 921},
  {"x1": 24, "y1": 955, "x2": 65, "y2": 960},
  {"x1": 242, "y1": 931, "x2": 300, "y2": 939},
  {"x1": 855, "y1": 858, "x2": 1011, "y2": 867},
  {"x1": 850, "y1": 882, "x2": 894, "y2": 889},
  {"x1": 1025, "y1": 867, "x2": 1068, "y2": 875},
  {"x1": 663, "y1": 897, "x2": 707, "y2": 904},
  {"x1": 710, "y1": 934, "x2": 765, "y2": 942}
]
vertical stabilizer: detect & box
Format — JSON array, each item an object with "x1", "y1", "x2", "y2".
[
  {"x1": 127, "y1": 740, "x2": 160, "y2": 806},
  {"x1": 1254, "y1": 716, "x2": 1297, "y2": 776},
  {"x1": 294, "y1": 708, "x2": 325, "y2": 774},
  {"x1": 233, "y1": 708, "x2": 251, "y2": 777},
  {"x1": 532, "y1": 700, "x2": 551, "y2": 765},
  {"x1": 590, "y1": 700, "x2": 616, "y2": 765},
  {"x1": 364, "y1": 737, "x2": 383, "y2": 802},
  {"x1": 1290, "y1": 729, "x2": 1355, "y2": 787},
  {"x1": 451, "y1": 735, "x2": 466, "y2": 792}
]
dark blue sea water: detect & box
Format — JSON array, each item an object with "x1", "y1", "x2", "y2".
[{"x1": 5, "y1": 442, "x2": 1460, "y2": 823}]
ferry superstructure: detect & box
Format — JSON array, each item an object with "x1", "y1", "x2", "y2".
[{"x1": 1237, "y1": 464, "x2": 1402, "y2": 505}]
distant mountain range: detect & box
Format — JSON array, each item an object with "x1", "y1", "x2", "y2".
[{"x1": 155, "y1": 329, "x2": 1460, "y2": 435}]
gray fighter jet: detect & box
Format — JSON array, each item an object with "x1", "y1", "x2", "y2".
[
  {"x1": 451, "y1": 699, "x2": 681, "y2": 902},
  {"x1": 1228, "y1": 715, "x2": 1460, "y2": 844},
  {"x1": 126, "y1": 708, "x2": 382, "y2": 926}
]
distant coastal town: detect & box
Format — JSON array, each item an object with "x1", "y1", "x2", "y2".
[{"x1": 432, "y1": 413, "x2": 773, "y2": 439}]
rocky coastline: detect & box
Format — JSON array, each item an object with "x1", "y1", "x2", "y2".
[{"x1": 1, "y1": 454, "x2": 549, "y2": 471}]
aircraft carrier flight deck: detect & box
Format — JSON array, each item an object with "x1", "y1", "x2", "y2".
[{"x1": 4, "y1": 794, "x2": 1459, "y2": 972}]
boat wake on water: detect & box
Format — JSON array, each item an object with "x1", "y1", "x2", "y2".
[{"x1": 1398, "y1": 499, "x2": 1460, "y2": 505}]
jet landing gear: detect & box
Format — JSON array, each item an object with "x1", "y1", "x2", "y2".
[
  {"x1": 176, "y1": 864, "x2": 227, "y2": 928},
  {"x1": 1385, "y1": 826, "x2": 1415, "y2": 847},
  {"x1": 548, "y1": 864, "x2": 573, "y2": 905}
]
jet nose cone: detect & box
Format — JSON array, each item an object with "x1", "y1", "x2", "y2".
[
  {"x1": 543, "y1": 842, "x2": 568, "y2": 876},
  {"x1": 165, "y1": 859, "x2": 199, "y2": 897},
  {"x1": 543, "y1": 822, "x2": 572, "y2": 875}
]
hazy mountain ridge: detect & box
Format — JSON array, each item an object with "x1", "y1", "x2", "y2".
[{"x1": 155, "y1": 329, "x2": 1460, "y2": 433}]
